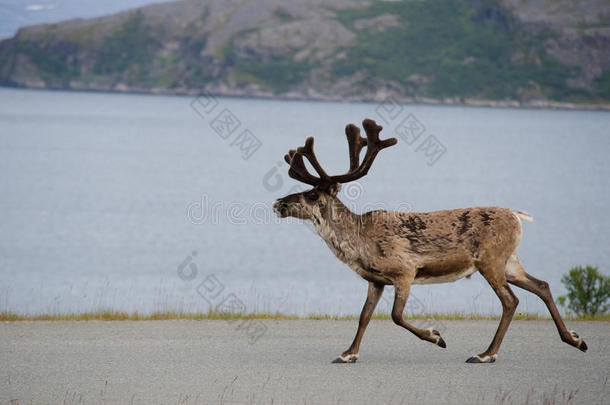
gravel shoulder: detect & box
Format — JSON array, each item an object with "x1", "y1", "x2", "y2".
[{"x1": 1, "y1": 320, "x2": 608, "y2": 404}]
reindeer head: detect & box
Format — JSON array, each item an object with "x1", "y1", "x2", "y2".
[{"x1": 273, "y1": 119, "x2": 397, "y2": 220}]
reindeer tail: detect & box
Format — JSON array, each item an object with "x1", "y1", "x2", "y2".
[{"x1": 513, "y1": 210, "x2": 533, "y2": 222}]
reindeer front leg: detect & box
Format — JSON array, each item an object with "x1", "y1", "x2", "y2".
[
  {"x1": 332, "y1": 281, "x2": 384, "y2": 363},
  {"x1": 392, "y1": 278, "x2": 447, "y2": 348}
]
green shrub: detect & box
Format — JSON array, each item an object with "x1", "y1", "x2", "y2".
[{"x1": 558, "y1": 266, "x2": 610, "y2": 316}]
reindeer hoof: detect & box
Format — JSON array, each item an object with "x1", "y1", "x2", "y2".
[
  {"x1": 569, "y1": 330, "x2": 588, "y2": 352},
  {"x1": 579, "y1": 340, "x2": 588, "y2": 352},
  {"x1": 332, "y1": 354, "x2": 358, "y2": 363},
  {"x1": 436, "y1": 337, "x2": 447, "y2": 348},
  {"x1": 465, "y1": 354, "x2": 497, "y2": 364},
  {"x1": 428, "y1": 328, "x2": 447, "y2": 348}
]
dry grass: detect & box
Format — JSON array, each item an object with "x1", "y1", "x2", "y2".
[{"x1": 1, "y1": 310, "x2": 608, "y2": 322}]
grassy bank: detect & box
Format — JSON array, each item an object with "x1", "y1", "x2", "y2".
[{"x1": 1, "y1": 310, "x2": 608, "y2": 322}]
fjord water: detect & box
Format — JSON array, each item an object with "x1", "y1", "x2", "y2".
[{"x1": 1, "y1": 87, "x2": 608, "y2": 316}]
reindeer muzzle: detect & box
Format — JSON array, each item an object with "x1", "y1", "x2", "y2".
[{"x1": 273, "y1": 199, "x2": 288, "y2": 217}]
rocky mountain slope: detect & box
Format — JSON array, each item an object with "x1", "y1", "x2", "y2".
[{"x1": 1, "y1": 0, "x2": 609, "y2": 108}]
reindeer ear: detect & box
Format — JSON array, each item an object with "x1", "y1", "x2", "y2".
[{"x1": 329, "y1": 183, "x2": 341, "y2": 197}]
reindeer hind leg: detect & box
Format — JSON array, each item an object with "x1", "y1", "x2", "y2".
[{"x1": 504, "y1": 253, "x2": 587, "y2": 352}]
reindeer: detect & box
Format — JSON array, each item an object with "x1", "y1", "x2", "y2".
[{"x1": 273, "y1": 118, "x2": 588, "y2": 364}]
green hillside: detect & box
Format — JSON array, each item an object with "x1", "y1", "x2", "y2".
[{"x1": 1, "y1": 0, "x2": 609, "y2": 107}]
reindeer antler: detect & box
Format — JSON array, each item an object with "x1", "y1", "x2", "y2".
[
  {"x1": 285, "y1": 119, "x2": 397, "y2": 190},
  {"x1": 284, "y1": 138, "x2": 331, "y2": 186}
]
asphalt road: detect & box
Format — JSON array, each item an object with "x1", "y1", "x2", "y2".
[{"x1": 1, "y1": 320, "x2": 608, "y2": 404}]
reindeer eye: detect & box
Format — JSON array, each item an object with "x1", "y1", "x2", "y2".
[{"x1": 305, "y1": 191, "x2": 319, "y2": 201}]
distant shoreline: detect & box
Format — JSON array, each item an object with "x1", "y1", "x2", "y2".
[{"x1": 2, "y1": 84, "x2": 610, "y2": 112}]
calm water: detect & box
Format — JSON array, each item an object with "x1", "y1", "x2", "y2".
[{"x1": 0, "y1": 87, "x2": 609, "y2": 316}]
